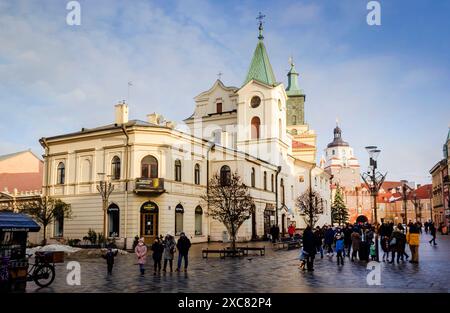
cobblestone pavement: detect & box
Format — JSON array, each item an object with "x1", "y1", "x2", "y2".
[{"x1": 27, "y1": 233, "x2": 450, "y2": 293}]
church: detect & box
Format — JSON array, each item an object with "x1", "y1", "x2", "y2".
[{"x1": 38, "y1": 21, "x2": 331, "y2": 248}]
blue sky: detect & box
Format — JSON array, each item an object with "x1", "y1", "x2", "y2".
[{"x1": 0, "y1": 0, "x2": 449, "y2": 184}]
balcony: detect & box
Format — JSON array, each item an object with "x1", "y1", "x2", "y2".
[{"x1": 134, "y1": 178, "x2": 165, "y2": 195}]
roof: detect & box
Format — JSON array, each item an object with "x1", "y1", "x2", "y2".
[
  {"x1": 0, "y1": 149, "x2": 42, "y2": 162},
  {"x1": 381, "y1": 181, "x2": 403, "y2": 191},
  {"x1": 0, "y1": 211, "x2": 41, "y2": 232},
  {"x1": 292, "y1": 141, "x2": 315, "y2": 149},
  {"x1": 243, "y1": 39, "x2": 277, "y2": 86},
  {"x1": 286, "y1": 62, "x2": 304, "y2": 96},
  {"x1": 327, "y1": 125, "x2": 349, "y2": 148}
]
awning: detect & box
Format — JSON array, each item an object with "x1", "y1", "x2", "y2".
[{"x1": 0, "y1": 211, "x2": 41, "y2": 232}]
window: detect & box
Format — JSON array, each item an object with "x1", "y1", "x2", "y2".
[
  {"x1": 251, "y1": 168, "x2": 256, "y2": 188},
  {"x1": 175, "y1": 204, "x2": 184, "y2": 235},
  {"x1": 251, "y1": 116, "x2": 260, "y2": 140},
  {"x1": 332, "y1": 150, "x2": 335, "y2": 155},
  {"x1": 175, "y1": 159, "x2": 182, "y2": 182},
  {"x1": 194, "y1": 163, "x2": 200, "y2": 185},
  {"x1": 216, "y1": 102, "x2": 222, "y2": 113},
  {"x1": 57, "y1": 162, "x2": 65, "y2": 185},
  {"x1": 54, "y1": 213, "x2": 64, "y2": 237},
  {"x1": 250, "y1": 96, "x2": 261, "y2": 108},
  {"x1": 271, "y1": 174, "x2": 274, "y2": 192},
  {"x1": 141, "y1": 155, "x2": 158, "y2": 178},
  {"x1": 195, "y1": 206, "x2": 203, "y2": 235},
  {"x1": 292, "y1": 115, "x2": 297, "y2": 125},
  {"x1": 299, "y1": 175, "x2": 305, "y2": 183},
  {"x1": 213, "y1": 130, "x2": 221, "y2": 144},
  {"x1": 280, "y1": 178, "x2": 285, "y2": 205},
  {"x1": 81, "y1": 159, "x2": 91, "y2": 182},
  {"x1": 220, "y1": 165, "x2": 231, "y2": 186},
  {"x1": 279, "y1": 119, "x2": 282, "y2": 138},
  {"x1": 263, "y1": 171, "x2": 267, "y2": 190},
  {"x1": 111, "y1": 156, "x2": 121, "y2": 180},
  {"x1": 291, "y1": 185, "x2": 294, "y2": 200},
  {"x1": 108, "y1": 204, "x2": 120, "y2": 237}
]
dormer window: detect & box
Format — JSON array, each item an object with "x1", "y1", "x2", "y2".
[{"x1": 216, "y1": 102, "x2": 222, "y2": 113}]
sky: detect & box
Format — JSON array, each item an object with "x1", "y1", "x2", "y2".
[{"x1": 0, "y1": 0, "x2": 449, "y2": 184}]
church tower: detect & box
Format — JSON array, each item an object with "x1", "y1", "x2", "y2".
[{"x1": 286, "y1": 61, "x2": 305, "y2": 126}]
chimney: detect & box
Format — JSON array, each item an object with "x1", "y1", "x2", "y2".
[
  {"x1": 147, "y1": 113, "x2": 163, "y2": 125},
  {"x1": 115, "y1": 101, "x2": 129, "y2": 124}
]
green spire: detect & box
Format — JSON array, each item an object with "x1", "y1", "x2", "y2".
[
  {"x1": 286, "y1": 59, "x2": 303, "y2": 96},
  {"x1": 243, "y1": 13, "x2": 277, "y2": 86}
]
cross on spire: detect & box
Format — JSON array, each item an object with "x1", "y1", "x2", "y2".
[
  {"x1": 256, "y1": 12, "x2": 266, "y2": 40},
  {"x1": 217, "y1": 71, "x2": 223, "y2": 80}
]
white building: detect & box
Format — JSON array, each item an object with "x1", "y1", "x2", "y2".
[{"x1": 39, "y1": 23, "x2": 331, "y2": 248}]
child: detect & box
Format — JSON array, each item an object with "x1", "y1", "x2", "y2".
[
  {"x1": 381, "y1": 236, "x2": 390, "y2": 262},
  {"x1": 370, "y1": 241, "x2": 376, "y2": 261},
  {"x1": 298, "y1": 248, "x2": 308, "y2": 271},
  {"x1": 102, "y1": 247, "x2": 118, "y2": 275},
  {"x1": 135, "y1": 238, "x2": 148, "y2": 275},
  {"x1": 335, "y1": 234, "x2": 345, "y2": 265},
  {"x1": 151, "y1": 238, "x2": 164, "y2": 274}
]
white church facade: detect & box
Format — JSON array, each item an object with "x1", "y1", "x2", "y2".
[{"x1": 39, "y1": 23, "x2": 331, "y2": 248}]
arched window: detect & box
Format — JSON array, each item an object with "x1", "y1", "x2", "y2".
[
  {"x1": 251, "y1": 167, "x2": 256, "y2": 188},
  {"x1": 174, "y1": 159, "x2": 182, "y2": 182},
  {"x1": 280, "y1": 178, "x2": 285, "y2": 205},
  {"x1": 81, "y1": 159, "x2": 91, "y2": 182},
  {"x1": 111, "y1": 156, "x2": 121, "y2": 180},
  {"x1": 194, "y1": 163, "x2": 200, "y2": 185},
  {"x1": 108, "y1": 204, "x2": 120, "y2": 237},
  {"x1": 251, "y1": 116, "x2": 260, "y2": 140},
  {"x1": 54, "y1": 212, "x2": 64, "y2": 237},
  {"x1": 175, "y1": 204, "x2": 184, "y2": 235},
  {"x1": 57, "y1": 162, "x2": 65, "y2": 185},
  {"x1": 271, "y1": 174, "x2": 274, "y2": 192},
  {"x1": 141, "y1": 155, "x2": 158, "y2": 178},
  {"x1": 292, "y1": 115, "x2": 297, "y2": 125},
  {"x1": 279, "y1": 118, "x2": 282, "y2": 138},
  {"x1": 195, "y1": 206, "x2": 203, "y2": 235},
  {"x1": 220, "y1": 165, "x2": 231, "y2": 186},
  {"x1": 263, "y1": 171, "x2": 267, "y2": 190}
]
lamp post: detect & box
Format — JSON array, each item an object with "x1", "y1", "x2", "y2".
[
  {"x1": 401, "y1": 180, "x2": 413, "y2": 226},
  {"x1": 361, "y1": 146, "x2": 387, "y2": 262},
  {"x1": 97, "y1": 173, "x2": 114, "y2": 238}
]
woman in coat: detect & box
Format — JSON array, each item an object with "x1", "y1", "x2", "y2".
[
  {"x1": 407, "y1": 223, "x2": 421, "y2": 263},
  {"x1": 350, "y1": 229, "x2": 361, "y2": 262},
  {"x1": 390, "y1": 225, "x2": 407, "y2": 263},
  {"x1": 302, "y1": 226, "x2": 316, "y2": 271},
  {"x1": 134, "y1": 238, "x2": 147, "y2": 275},
  {"x1": 163, "y1": 232, "x2": 176, "y2": 272}
]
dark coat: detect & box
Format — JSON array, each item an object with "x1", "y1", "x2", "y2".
[
  {"x1": 176, "y1": 236, "x2": 192, "y2": 254},
  {"x1": 313, "y1": 230, "x2": 323, "y2": 247},
  {"x1": 151, "y1": 242, "x2": 164, "y2": 260},
  {"x1": 102, "y1": 249, "x2": 118, "y2": 265},
  {"x1": 324, "y1": 228, "x2": 335, "y2": 245},
  {"x1": 343, "y1": 227, "x2": 352, "y2": 245},
  {"x1": 302, "y1": 229, "x2": 316, "y2": 255}
]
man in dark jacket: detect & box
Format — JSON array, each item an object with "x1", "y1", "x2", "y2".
[
  {"x1": 313, "y1": 226, "x2": 324, "y2": 258},
  {"x1": 429, "y1": 222, "x2": 437, "y2": 245},
  {"x1": 151, "y1": 238, "x2": 164, "y2": 273},
  {"x1": 176, "y1": 232, "x2": 192, "y2": 272},
  {"x1": 343, "y1": 224, "x2": 353, "y2": 257},
  {"x1": 324, "y1": 227, "x2": 335, "y2": 256},
  {"x1": 302, "y1": 226, "x2": 316, "y2": 271},
  {"x1": 102, "y1": 248, "x2": 118, "y2": 275}
]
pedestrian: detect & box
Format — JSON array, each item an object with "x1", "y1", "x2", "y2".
[
  {"x1": 313, "y1": 226, "x2": 324, "y2": 258},
  {"x1": 270, "y1": 225, "x2": 276, "y2": 243},
  {"x1": 351, "y1": 228, "x2": 361, "y2": 262},
  {"x1": 102, "y1": 247, "x2": 118, "y2": 275},
  {"x1": 343, "y1": 224, "x2": 352, "y2": 257},
  {"x1": 151, "y1": 238, "x2": 164, "y2": 274},
  {"x1": 335, "y1": 233, "x2": 345, "y2": 265},
  {"x1": 407, "y1": 222, "x2": 420, "y2": 264},
  {"x1": 369, "y1": 241, "x2": 376, "y2": 261},
  {"x1": 302, "y1": 226, "x2": 316, "y2": 271},
  {"x1": 381, "y1": 235, "x2": 390, "y2": 262},
  {"x1": 163, "y1": 232, "x2": 176, "y2": 272},
  {"x1": 134, "y1": 238, "x2": 147, "y2": 275},
  {"x1": 429, "y1": 222, "x2": 437, "y2": 245},
  {"x1": 288, "y1": 223, "x2": 296, "y2": 239},
  {"x1": 424, "y1": 221, "x2": 429, "y2": 234},
  {"x1": 176, "y1": 232, "x2": 191, "y2": 272},
  {"x1": 324, "y1": 226, "x2": 335, "y2": 256},
  {"x1": 298, "y1": 247, "x2": 308, "y2": 271},
  {"x1": 390, "y1": 225, "x2": 406, "y2": 264}
]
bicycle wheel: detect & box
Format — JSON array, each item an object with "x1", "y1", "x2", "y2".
[{"x1": 33, "y1": 264, "x2": 55, "y2": 288}]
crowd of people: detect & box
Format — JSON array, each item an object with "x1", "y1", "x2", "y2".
[{"x1": 298, "y1": 220, "x2": 439, "y2": 272}]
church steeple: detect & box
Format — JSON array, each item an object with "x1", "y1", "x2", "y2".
[
  {"x1": 286, "y1": 58, "x2": 303, "y2": 96},
  {"x1": 243, "y1": 13, "x2": 277, "y2": 86}
]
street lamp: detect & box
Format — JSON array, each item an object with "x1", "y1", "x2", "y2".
[
  {"x1": 361, "y1": 146, "x2": 387, "y2": 262},
  {"x1": 97, "y1": 172, "x2": 114, "y2": 238},
  {"x1": 401, "y1": 180, "x2": 413, "y2": 225}
]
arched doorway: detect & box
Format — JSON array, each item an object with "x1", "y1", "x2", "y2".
[
  {"x1": 356, "y1": 215, "x2": 368, "y2": 224},
  {"x1": 140, "y1": 201, "x2": 159, "y2": 244},
  {"x1": 107, "y1": 203, "x2": 120, "y2": 238}
]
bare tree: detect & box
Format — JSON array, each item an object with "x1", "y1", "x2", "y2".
[
  {"x1": 296, "y1": 188, "x2": 324, "y2": 228},
  {"x1": 201, "y1": 172, "x2": 255, "y2": 251},
  {"x1": 22, "y1": 197, "x2": 72, "y2": 245}
]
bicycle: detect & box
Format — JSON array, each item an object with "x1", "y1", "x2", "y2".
[{"x1": 26, "y1": 251, "x2": 56, "y2": 288}]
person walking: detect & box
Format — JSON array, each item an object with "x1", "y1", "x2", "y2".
[
  {"x1": 343, "y1": 224, "x2": 353, "y2": 257},
  {"x1": 424, "y1": 221, "x2": 429, "y2": 234},
  {"x1": 429, "y1": 222, "x2": 437, "y2": 245},
  {"x1": 302, "y1": 226, "x2": 316, "y2": 271},
  {"x1": 381, "y1": 235, "x2": 390, "y2": 262},
  {"x1": 335, "y1": 233, "x2": 345, "y2": 265},
  {"x1": 163, "y1": 232, "x2": 176, "y2": 272},
  {"x1": 134, "y1": 238, "x2": 147, "y2": 275},
  {"x1": 151, "y1": 238, "x2": 164, "y2": 274},
  {"x1": 288, "y1": 223, "x2": 296, "y2": 239},
  {"x1": 407, "y1": 223, "x2": 420, "y2": 264},
  {"x1": 351, "y1": 228, "x2": 361, "y2": 262},
  {"x1": 324, "y1": 226, "x2": 335, "y2": 256},
  {"x1": 176, "y1": 232, "x2": 192, "y2": 272},
  {"x1": 390, "y1": 225, "x2": 406, "y2": 263},
  {"x1": 102, "y1": 247, "x2": 118, "y2": 275},
  {"x1": 313, "y1": 226, "x2": 324, "y2": 258}
]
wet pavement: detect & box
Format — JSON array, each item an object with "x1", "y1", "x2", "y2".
[{"x1": 27, "y1": 233, "x2": 450, "y2": 293}]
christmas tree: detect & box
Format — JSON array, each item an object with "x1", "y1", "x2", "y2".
[{"x1": 331, "y1": 186, "x2": 349, "y2": 226}]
